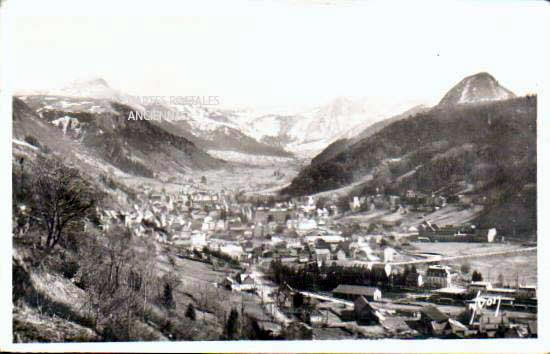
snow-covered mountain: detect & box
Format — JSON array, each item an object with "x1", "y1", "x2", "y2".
[
  {"x1": 16, "y1": 79, "x2": 293, "y2": 163},
  {"x1": 244, "y1": 97, "x2": 427, "y2": 158},
  {"x1": 19, "y1": 78, "x2": 433, "y2": 161},
  {"x1": 14, "y1": 95, "x2": 223, "y2": 179},
  {"x1": 18, "y1": 77, "x2": 144, "y2": 110},
  {"x1": 438, "y1": 72, "x2": 516, "y2": 106},
  {"x1": 57, "y1": 78, "x2": 121, "y2": 100}
]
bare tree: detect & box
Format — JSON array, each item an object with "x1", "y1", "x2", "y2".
[
  {"x1": 80, "y1": 226, "x2": 148, "y2": 339},
  {"x1": 30, "y1": 156, "x2": 96, "y2": 250}
]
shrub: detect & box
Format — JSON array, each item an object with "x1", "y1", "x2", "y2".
[
  {"x1": 160, "y1": 275, "x2": 179, "y2": 309},
  {"x1": 225, "y1": 308, "x2": 239, "y2": 340},
  {"x1": 62, "y1": 259, "x2": 80, "y2": 279},
  {"x1": 472, "y1": 270, "x2": 483, "y2": 282},
  {"x1": 185, "y1": 303, "x2": 196, "y2": 320},
  {"x1": 24, "y1": 135, "x2": 40, "y2": 148}
]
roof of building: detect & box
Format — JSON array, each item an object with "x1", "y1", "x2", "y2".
[
  {"x1": 420, "y1": 305, "x2": 449, "y2": 322},
  {"x1": 332, "y1": 285, "x2": 380, "y2": 297},
  {"x1": 520, "y1": 285, "x2": 537, "y2": 290},
  {"x1": 487, "y1": 287, "x2": 517, "y2": 294},
  {"x1": 448, "y1": 318, "x2": 468, "y2": 331},
  {"x1": 470, "y1": 281, "x2": 492, "y2": 288},
  {"x1": 354, "y1": 295, "x2": 375, "y2": 313},
  {"x1": 426, "y1": 266, "x2": 451, "y2": 277},
  {"x1": 433, "y1": 287, "x2": 467, "y2": 295}
]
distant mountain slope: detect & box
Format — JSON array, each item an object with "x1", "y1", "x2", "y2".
[
  {"x1": 18, "y1": 78, "x2": 293, "y2": 160},
  {"x1": 12, "y1": 97, "x2": 84, "y2": 159},
  {"x1": 245, "y1": 97, "x2": 423, "y2": 158},
  {"x1": 16, "y1": 95, "x2": 224, "y2": 177},
  {"x1": 12, "y1": 97, "x2": 124, "y2": 183},
  {"x1": 311, "y1": 105, "x2": 430, "y2": 166},
  {"x1": 147, "y1": 106, "x2": 293, "y2": 158}
]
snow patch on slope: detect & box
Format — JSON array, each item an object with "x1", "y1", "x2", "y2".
[
  {"x1": 13, "y1": 139, "x2": 39, "y2": 150},
  {"x1": 51, "y1": 116, "x2": 81, "y2": 135}
]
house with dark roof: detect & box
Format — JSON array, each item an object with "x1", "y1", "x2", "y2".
[
  {"x1": 332, "y1": 285, "x2": 382, "y2": 302},
  {"x1": 419, "y1": 305, "x2": 450, "y2": 335},
  {"x1": 425, "y1": 265, "x2": 453, "y2": 288},
  {"x1": 353, "y1": 296, "x2": 381, "y2": 325}
]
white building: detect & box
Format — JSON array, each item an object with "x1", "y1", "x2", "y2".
[
  {"x1": 305, "y1": 235, "x2": 345, "y2": 244},
  {"x1": 297, "y1": 218, "x2": 317, "y2": 231},
  {"x1": 425, "y1": 265, "x2": 453, "y2": 289},
  {"x1": 220, "y1": 244, "x2": 244, "y2": 259},
  {"x1": 191, "y1": 232, "x2": 206, "y2": 249},
  {"x1": 315, "y1": 249, "x2": 331, "y2": 266},
  {"x1": 384, "y1": 247, "x2": 396, "y2": 263},
  {"x1": 352, "y1": 196, "x2": 361, "y2": 211}
]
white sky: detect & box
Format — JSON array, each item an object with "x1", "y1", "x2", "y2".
[{"x1": 7, "y1": 0, "x2": 548, "y2": 109}]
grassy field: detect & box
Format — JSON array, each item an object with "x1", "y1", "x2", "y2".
[
  {"x1": 449, "y1": 251, "x2": 537, "y2": 286},
  {"x1": 197, "y1": 164, "x2": 300, "y2": 194},
  {"x1": 166, "y1": 252, "x2": 275, "y2": 324},
  {"x1": 405, "y1": 242, "x2": 537, "y2": 286},
  {"x1": 121, "y1": 163, "x2": 300, "y2": 195},
  {"x1": 408, "y1": 242, "x2": 521, "y2": 257},
  {"x1": 337, "y1": 204, "x2": 484, "y2": 231}
]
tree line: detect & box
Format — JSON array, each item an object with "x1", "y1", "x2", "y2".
[{"x1": 269, "y1": 259, "x2": 421, "y2": 292}]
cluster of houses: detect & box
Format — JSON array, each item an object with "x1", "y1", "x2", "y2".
[
  {"x1": 94, "y1": 188, "x2": 352, "y2": 262},
  {"x1": 97, "y1": 189, "x2": 231, "y2": 244},
  {"x1": 221, "y1": 272, "x2": 537, "y2": 339},
  {"x1": 97, "y1": 186, "x2": 428, "y2": 268},
  {"x1": 93, "y1": 184, "x2": 537, "y2": 339},
  {"x1": 417, "y1": 221, "x2": 499, "y2": 243},
  {"x1": 95, "y1": 180, "x2": 491, "y2": 267},
  {"x1": 321, "y1": 280, "x2": 536, "y2": 338}
]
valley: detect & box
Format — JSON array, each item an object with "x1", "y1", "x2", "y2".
[{"x1": 11, "y1": 72, "x2": 538, "y2": 342}]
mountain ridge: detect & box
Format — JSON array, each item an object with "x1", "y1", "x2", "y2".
[
  {"x1": 14, "y1": 95, "x2": 225, "y2": 178},
  {"x1": 16, "y1": 78, "x2": 294, "y2": 161}
]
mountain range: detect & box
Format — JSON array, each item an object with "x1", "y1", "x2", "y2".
[
  {"x1": 14, "y1": 71, "x2": 537, "y2": 237},
  {"x1": 13, "y1": 95, "x2": 223, "y2": 179},
  {"x1": 15, "y1": 78, "x2": 435, "y2": 167},
  {"x1": 15, "y1": 79, "x2": 297, "y2": 167},
  {"x1": 282, "y1": 72, "x2": 536, "y2": 236}
]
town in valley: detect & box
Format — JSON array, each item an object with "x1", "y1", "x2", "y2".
[
  {"x1": 8, "y1": 6, "x2": 540, "y2": 344},
  {"x1": 13, "y1": 76, "x2": 537, "y2": 339}
]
